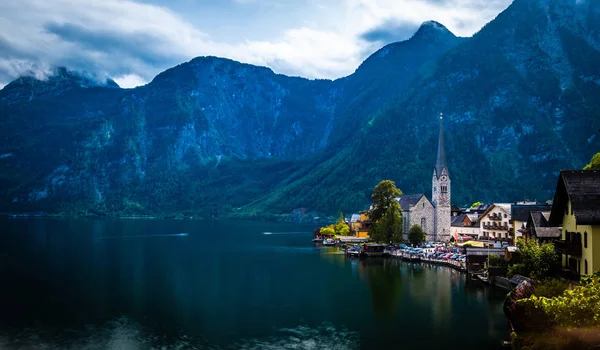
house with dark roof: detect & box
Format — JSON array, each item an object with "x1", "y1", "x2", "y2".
[
  {"x1": 450, "y1": 213, "x2": 480, "y2": 241},
  {"x1": 396, "y1": 194, "x2": 435, "y2": 241},
  {"x1": 521, "y1": 211, "x2": 561, "y2": 243},
  {"x1": 511, "y1": 203, "x2": 552, "y2": 243},
  {"x1": 549, "y1": 170, "x2": 600, "y2": 280}
]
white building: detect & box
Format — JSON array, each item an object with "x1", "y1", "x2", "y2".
[{"x1": 479, "y1": 203, "x2": 511, "y2": 240}]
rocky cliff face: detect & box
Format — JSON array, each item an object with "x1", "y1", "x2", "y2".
[{"x1": 1, "y1": 0, "x2": 599, "y2": 218}]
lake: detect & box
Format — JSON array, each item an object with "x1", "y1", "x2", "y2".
[{"x1": 0, "y1": 217, "x2": 508, "y2": 349}]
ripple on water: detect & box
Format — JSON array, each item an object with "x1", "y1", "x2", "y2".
[
  {"x1": 0, "y1": 318, "x2": 358, "y2": 350},
  {"x1": 0, "y1": 317, "x2": 213, "y2": 350},
  {"x1": 234, "y1": 323, "x2": 359, "y2": 350}
]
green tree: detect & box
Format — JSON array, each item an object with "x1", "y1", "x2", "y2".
[
  {"x1": 583, "y1": 152, "x2": 600, "y2": 170},
  {"x1": 337, "y1": 212, "x2": 344, "y2": 223},
  {"x1": 507, "y1": 238, "x2": 559, "y2": 280},
  {"x1": 370, "y1": 180, "x2": 402, "y2": 222},
  {"x1": 320, "y1": 225, "x2": 335, "y2": 236},
  {"x1": 408, "y1": 224, "x2": 425, "y2": 246},
  {"x1": 335, "y1": 221, "x2": 350, "y2": 236},
  {"x1": 372, "y1": 205, "x2": 403, "y2": 243},
  {"x1": 470, "y1": 201, "x2": 482, "y2": 209}
]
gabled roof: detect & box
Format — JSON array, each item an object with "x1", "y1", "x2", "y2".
[
  {"x1": 451, "y1": 213, "x2": 475, "y2": 227},
  {"x1": 480, "y1": 203, "x2": 511, "y2": 218},
  {"x1": 451, "y1": 214, "x2": 467, "y2": 227},
  {"x1": 549, "y1": 170, "x2": 600, "y2": 226},
  {"x1": 511, "y1": 204, "x2": 552, "y2": 222},
  {"x1": 396, "y1": 194, "x2": 428, "y2": 211},
  {"x1": 350, "y1": 214, "x2": 361, "y2": 222},
  {"x1": 524, "y1": 211, "x2": 562, "y2": 239}
]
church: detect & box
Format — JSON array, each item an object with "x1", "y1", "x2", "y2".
[{"x1": 398, "y1": 113, "x2": 452, "y2": 242}]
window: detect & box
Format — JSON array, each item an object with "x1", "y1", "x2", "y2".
[
  {"x1": 584, "y1": 231, "x2": 588, "y2": 249},
  {"x1": 441, "y1": 186, "x2": 447, "y2": 193},
  {"x1": 504, "y1": 214, "x2": 507, "y2": 218},
  {"x1": 585, "y1": 259, "x2": 588, "y2": 275},
  {"x1": 423, "y1": 203, "x2": 425, "y2": 208},
  {"x1": 421, "y1": 218, "x2": 426, "y2": 233}
]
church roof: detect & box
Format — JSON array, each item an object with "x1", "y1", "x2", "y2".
[
  {"x1": 396, "y1": 194, "x2": 426, "y2": 211},
  {"x1": 434, "y1": 113, "x2": 448, "y2": 179},
  {"x1": 549, "y1": 170, "x2": 600, "y2": 225}
]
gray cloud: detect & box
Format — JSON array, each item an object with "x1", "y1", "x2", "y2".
[
  {"x1": 44, "y1": 22, "x2": 183, "y2": 69},
  {"x1": 360, "y1": 20, "x2": 419, "y2": 44},
  {"x1": 0, "y1": 0, "x2": 513, "y2": 88}
]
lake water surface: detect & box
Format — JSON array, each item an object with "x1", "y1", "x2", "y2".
[{"x1": 0, "y1": 218, "x2": 508, "y2": 349}]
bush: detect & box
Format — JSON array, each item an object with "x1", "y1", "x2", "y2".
[
  {"x1": 507, "y1": 263, "x2": 528, "y2": 278},
  {"x1": 489, "y1": 254, "x2": 508, "y2": 268},
  {"x1": 517, "y1": 272, "x2": 600, "y2": 328},
  {"x1": 533, "y1": 279, "x2": 569, "y2": 298}
]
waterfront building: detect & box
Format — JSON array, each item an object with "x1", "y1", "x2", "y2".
[
  {"x1": 450, "y1": 213, "x2": 480, "y2": 241},
  {"x1": 549, "y1": 170, "x2": 600, "y2": 280},
  {"x1": 398, "y1": 194, "x2": 435, "y2": 241},
  {"x1": 350, "y1": 211, "x2": 373, "y2": 238},
  {"x1": 510, "y1": 203, "x2": 552, "y2": 244},
  {"x1": 479, "y1": 204, "x2": 511, "y2": 241},
  {"x1": 431, "y1": 113, "x2": 451, "y2": 242}
]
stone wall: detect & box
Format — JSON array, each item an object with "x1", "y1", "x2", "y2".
[
  {"x1": 403, "y1": 196, "x2": 435, "y2": 241},
  {"x1": 435, "y1": 205, "x2": 452, "y2": 242}
]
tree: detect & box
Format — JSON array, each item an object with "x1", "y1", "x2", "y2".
[
  {"x1": 507, "y1": 238, "x2": 559, "y2": 280},
  {"x1": 334, "y1": 221, "x2": 350, "y2": 236},
  {"x1": 470, "y1": 201, "x2": 482, "y2": 209},
  {"x1": 372, "y1": 205, "x2": 403, "y2": 242},
  {"x1": 370, "y1": 180, "x2": 402, "y2": 222},
  {"x1": 337, "y1": 212, "x2": 344, "y2": 223},
  {"x1": 320, "y1": 226, "x2": 335, "y2": 236},
  {"x1": 408, "y1": 225, "x2": 425, "y2": 246},
  {"x1": 583, "y1": 152, "x2": 600, "y2": 170}
]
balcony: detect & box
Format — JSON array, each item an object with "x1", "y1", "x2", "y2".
[
  {"x1": 488, "y1": 214, "x2": 503, "y2": 221},
  {"x1": 558, "y1": 268, "x2": 580, "y2": 282},
  {"x1": 554, "y1": 240, "x2": 582, "y2": 256}
]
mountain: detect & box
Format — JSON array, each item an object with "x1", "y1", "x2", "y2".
[
  {"x1": 1, "y1": 0, "x2": 599, "y2": 219},
  {"x1": 244, "y1": 0, "x2": 600, "y2": 217}
]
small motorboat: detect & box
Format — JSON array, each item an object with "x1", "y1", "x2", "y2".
[
  {"x1": 346, "y1": 245, "x2": 361, "y2": 257},
  {"x1": 323, "y1": 238, "x2": 337, "y2": 246},
  {"x1": 312, "y1": 238, "x2": 324, "y2": 243}
]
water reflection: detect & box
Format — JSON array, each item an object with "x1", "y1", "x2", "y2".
[
  {"x1": 0, "y1": 218, "x2": 507, "y2": 349},
  {"x1": 357, "y1": 259, "x2": 403, "y2": 322}
]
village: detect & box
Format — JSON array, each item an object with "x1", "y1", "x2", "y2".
[{"x1": 316, "y1": 114, "x2": 599, "y2": 284}]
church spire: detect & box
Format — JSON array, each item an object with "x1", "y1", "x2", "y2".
[{"x1": 435, "y1": 113, "x2": 447, "y2": 178}]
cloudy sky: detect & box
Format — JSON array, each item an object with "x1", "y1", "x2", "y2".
[{"x1": 0, "y1": 0, "x2": 512, "y2": 89}]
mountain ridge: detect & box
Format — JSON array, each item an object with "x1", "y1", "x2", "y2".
[{"x1": 1, "y1": 0, "x2": 599, "y2": 219}]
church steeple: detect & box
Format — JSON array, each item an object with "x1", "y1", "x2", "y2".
[{"x1": 435, "y1": 113, "x2": 447, "y2": 179}]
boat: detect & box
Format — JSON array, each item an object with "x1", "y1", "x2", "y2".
[
  {"x1": 312, "y1": 238, "x2": 324, "y2": 243},
  {"x1": 346, "y1": 245, "x2": 361, "y2": 257},
  {"x1": 323, "y1": 238, "x2": 337, "y2": 246}
]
